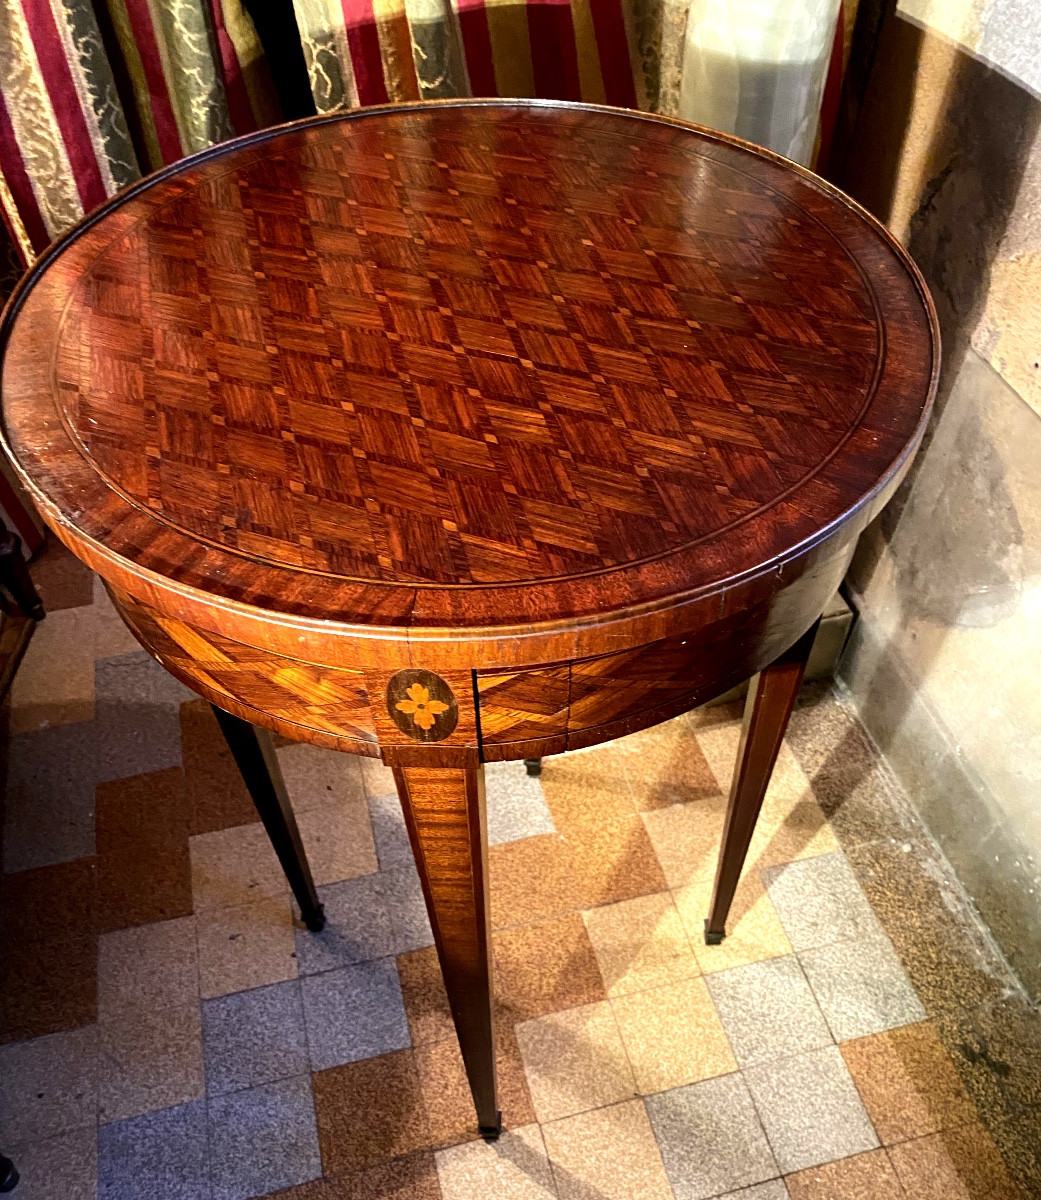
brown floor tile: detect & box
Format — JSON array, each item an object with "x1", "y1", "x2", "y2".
[
  {"x1": 398, "y1": 947, "x2": 454, "y2": 1046},
  {"x1": 611, "y1": 976, "x2": 737, "y2": 1093},
  {"x1": 493, "y1": 913, "x2": 606, "y2": 1023},
  {"x1": 567, "y1": 816, "x2": 668, "y2": 909},
  {"x1": 313, "y1": 1050, "x2": 433, "y2": 1175},
  {"x1": 0, "y1": 857, "x2": 98, "y2": 943},
  {"x1": 416, "y1": 1027, "x2": 534, "y2": 1150},
  {"x1": 786, "y1": 1148, "x2": 906, "y2": 1200},
  {"x1": 180, "y1": 699, "x2": 257, "y2": 835},
  {"x1": 28, "y1": 537, "x2": 94, "y2": 612},
  {"x1": 0, "y1": 932, "x2": 97, "y2": 1043},
  {"x1": 96, "y1": 768, "x2": 192, "y2": 931},
  {"x1": 539, "y1": 750, "x2": 636, "y2": 830},
  {"x1": 269, "y1": 1150, "x2": 443, "y2": 1199},
  {"x1": 841, "y1": 1022, "x2": 976, "y2": 1145},
  {"x1": 615, "y1": 718, "x2": 722, "y2": 810},
  {"x1": 489, "y1": 835, "x2": 582, "y2": 929},
  {"x1": 8, "y1": 605, "x2": 95, "y2": 733},
  {"x1": 887, "y1": 1122, "x2": 1023, "y2": 1200}
]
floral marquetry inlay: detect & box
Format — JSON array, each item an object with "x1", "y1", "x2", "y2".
[{"x1": 386, "y1": 670, "x2": 459, "y2": 742}]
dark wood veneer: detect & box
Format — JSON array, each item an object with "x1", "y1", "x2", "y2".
[{"x1": 0, "y1": 100, "x2": 939, "y2": 1139}]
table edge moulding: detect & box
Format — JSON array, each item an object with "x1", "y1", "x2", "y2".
[{"x1": 0, "y1": 99, "x2": 940, "y2": 1140}]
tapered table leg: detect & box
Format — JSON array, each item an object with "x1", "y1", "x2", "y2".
[
  {"x1": 705, "y1": 620, "x2": 820, "y2": 943},
  {"x1": 210, "y1": 704, "x2": 325, "y2": 932},
  {"x1": 0, "y1": 1153, "x2": 17, "y2": 1193},
  {"x1": 393, "y1": 764, "x2": 501, "y2": 1138}
]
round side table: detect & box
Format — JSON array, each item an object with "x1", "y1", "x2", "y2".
[{"x1": 0, "y1": 100, "x2": 938, "y2": 1139}]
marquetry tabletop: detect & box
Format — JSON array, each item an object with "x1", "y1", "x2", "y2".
[{"x1": 1, "y1": 100, "x2": 937, "y2": 669}]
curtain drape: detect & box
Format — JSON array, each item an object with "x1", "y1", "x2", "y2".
[{"x1": 1, "y1": 0, "x2": 859, "y2": 273}]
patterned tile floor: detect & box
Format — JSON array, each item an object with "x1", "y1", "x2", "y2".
[{"x1": 2, "y1": 540, "x2": 1041, "y2": 1200}]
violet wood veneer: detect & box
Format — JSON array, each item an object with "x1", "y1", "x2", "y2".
[{"x1": 0, "y1": 100, "x2": 939, "y2": 1137}]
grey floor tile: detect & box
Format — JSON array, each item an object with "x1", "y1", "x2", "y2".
[
  {"x1": 743, "y1": 1045, "x2": 878, "y2": 1174},
  {"x1": 762, "y1": 852, "x2": 883, "y2": 951},
  {"x1": 300, "y1": 958, "x2": 411, "y2": 1071},
  {"x1": 3, "y1": 722, "x2": 98, "y2": 870},
  {"x1": 202, "y1": 980, "x2": 308, "y2": 1096},
  {"x1": 646, "y1": 1073, "x2": 779, "y2": 1200},
  {"x1": 382, "y1": 865, "x2": 434, "y2": 952},
  {"x1": 485, "y1": 761, "x2": 556, "y2": 845},
  {"x1": 207, "y1": 1075, "x2": 321, "y2": 1200},
  {"x1": 94, "y1": 653, "x2": 192, "y2": 783},
  {"x1": 705, "y1": 957, "x2": 832, "y2": 1068},
  {"x1": 0, "y1": 1026, "x2": 98, "y2": 1143},
  {"x1": 5, "y1": 1127, "x2": 98, "y2": 1200},
  {"x1": 98, "y1": 1004, "x2": 205, "y2": 1124},
  {"x1": 366, "y1": 791, "x2": 415, "y2": 871},
  {"x1": 715, "y1": 1182, "x2": 790, "y2": 1200},
  {"x1": 295, "y1": 873, "x2": 395, "y2": 975},
  {"x1": 799, "y1": 935, "x2": 927, "y2": 1042},
  {"x1": 98, "y1": 1100, "x2": 210, "y2": 1200}
]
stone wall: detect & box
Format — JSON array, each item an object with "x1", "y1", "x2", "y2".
[{"x1": 837, "y1": 1, "x2": 1041, "y2": 994}]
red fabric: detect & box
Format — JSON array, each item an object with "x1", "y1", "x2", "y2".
[
  {"x1": 340, "y1": 0, "x2": 390, "y2": 104},
  {"x1": 590, "y1": 0, "x2": 636, "y2": 107},
  {"x1": 816, "y1": 0, "x2": 845, "y2": 171},
  {"x1": 527, "y1": 0, "x2": 582, "y2": 100},
  {"x1": 455, "y1": 0, "x2": 498, "y2": 97}
]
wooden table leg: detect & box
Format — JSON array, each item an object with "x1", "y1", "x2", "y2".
[
  {"x1": 210, "y1": 704, "x2": 326, "y2": 932},
  {"x1": 393, "y1": 764, "x2": 501, "y2": 1139},
  {"x1": 705, "y1": 619, "x2": 821, "y2": 943}
]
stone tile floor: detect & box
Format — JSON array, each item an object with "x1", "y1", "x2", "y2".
[{"x1": 2, "y1": 540, "x2": 1041, "y2": 1199}]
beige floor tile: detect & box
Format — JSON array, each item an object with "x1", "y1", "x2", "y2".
[
  {"x1": 698, "y1": 728, "x2": 839, "y2": 868},
  {"x1": 613, "y1": 717, "x2": 722, "y2": 811},
  {"x1": 542, "y1": 1099, "x2": 673, "y2": 1200},
  {"x1": 642, "y1": 796, "x2": 728, "y2": 889},
  {"x1": 189, "y1": 821, "x2": 289, "y2": 910},
  {"x1": 436, "y1": 1123, "x2": 558, "y2": 1200},
  {"x1": 97, "y1": 916, "x2": 199, "y2": 1022},
  {"x1": 584, "y1": 891, "x2": 700, "y2": 997},
  {"x1": 611, "y1": 977, "x2": 737, "y2": 1094},
  {"x1": 92, "y1": 575, "x2": 141, "y2": 659},
  {"x1": 360, "y1": 755, "x2": 396, "y2": 798},
  {"x1": 277, "y1": 742, "x2": 366, "y2": 813},
  {"x1": 9, "y1": 605, "x2": 95, "y2": 733},
  {"x1": 196, "y1": 895, "x2": 298, "y2": 998},
  {"x1": 677, "y1": 872, "x2": 793, "y2": 973},
  {"x1": 97, "y1": 1003, "x2": 204, "y2": 1123},
  {"x1": 295, "y1": 794, "x2": 378, "y2": 885},
  {"x1": 515, "y1": 1001, "x2": 637, "y2": 1122}
]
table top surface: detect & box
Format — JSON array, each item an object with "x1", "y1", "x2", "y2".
[{"x1": 1, "y1": 100, "x2": 938, "y2": 639}]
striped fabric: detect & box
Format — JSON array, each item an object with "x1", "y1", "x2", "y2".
[
  {"x1": 0, "y1": 0, "x2": 276, "y2": 263},
  {"x1": 292, "y1": 0, "x2": 645, "y2": 114}
]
